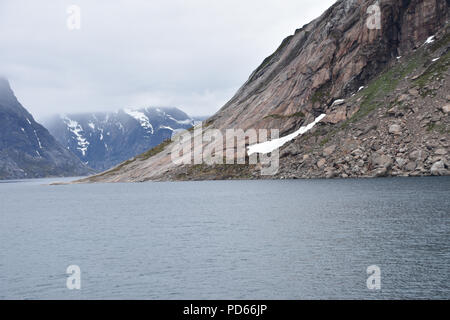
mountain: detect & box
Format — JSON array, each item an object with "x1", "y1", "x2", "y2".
[
  {"x1": 44, "y1": 108, "x2": 194, "y2": 171},
  {"x1": 79, "y1": 0, "x2": 449, "y2": 183},
  {"x1": 0, "y1": 78, "x2": 93, "y2": 180}
]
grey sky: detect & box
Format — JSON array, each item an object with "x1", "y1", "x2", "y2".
[{"x1": 0, "y1": 0, "x2": 336, "y2": 120}]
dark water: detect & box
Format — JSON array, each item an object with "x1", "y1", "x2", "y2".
[{"x1": 0, "y1": 177, "x2": 449, "y2": 300}]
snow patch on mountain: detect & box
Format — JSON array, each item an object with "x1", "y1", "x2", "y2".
[
  {"x1": 124, "y1": 108, "x2": 154, "y2": 134},
  {"x1": 63, "y1": 116, "x2": 90, "y2": 156},
  {"x1": 424, "y1": 35, "x2": 435, "y2": 45},
  {"x1": 159, "y1": 125, "x2": 174, "y2": 131},
  {"x1": 167, "y1": 114, "x2": 193, "y2": 125},
  {"x1": 33, "y1": 129, "x2": 43, "y2": 149},
  {"x1": 247, "y1": 114, "x2": 326, "y2": 155},
  {"x1": 331, "y1": 99, "x2": 345, "y2": 106}
]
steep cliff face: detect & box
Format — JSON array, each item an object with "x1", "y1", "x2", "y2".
[
  {"x1": 209, "y1": 0, "x2": 449, "y2": 133},
  {"x1": 0, "y1": 78, "x2": 93, "y2": 179},
  {"x1": 79, "y1": 0, "x2": 449, "y2": 183}
]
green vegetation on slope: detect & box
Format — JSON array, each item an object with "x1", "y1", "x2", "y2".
[
  {"x1": 137, "y1": 139, "x2": 172, "y2": 161},
  {"x1": 264, "y1": 111, "x2": 305, "y2": 120},
  {"x1": 414, "y1": 50, "x2": 450, "y2": 90},
  {"x1": 350, "y1": 54, "x2": 423, "y2": 123}
]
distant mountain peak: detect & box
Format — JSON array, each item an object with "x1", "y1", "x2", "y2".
[
  {"x1": 0, "y1": 77, "x2": 20, "y2": 107},
  {"x1": 0, "y1": 79, "x2": 93, "y2": 179},
  {"x1": 45, "y1": 106, "x2": 194, "y2": 171}
]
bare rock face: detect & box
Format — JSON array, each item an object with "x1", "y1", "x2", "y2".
[
  {"x1": 208, "y1": 0, "x2": 449, "y2": 132},
  {"x1": 324, "y1": 106, "x2": 348, "y2": 124},
  {"x1": 399, "y1": 0, "x2": 448, "y2": 52}
]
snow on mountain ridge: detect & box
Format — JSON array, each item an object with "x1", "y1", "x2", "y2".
[
  {"x1": 45, "y1": 107, "x2": 195, "y2": 172},
  {"x1": 124, "y1": 108, "x2": 154, "y2": 134}
]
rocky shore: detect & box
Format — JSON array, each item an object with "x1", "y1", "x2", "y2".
[{"x1": 275, "y1": 43, "x2": 450, "y2": 179}]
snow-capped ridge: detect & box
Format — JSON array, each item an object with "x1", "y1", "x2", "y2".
[
  {"x1": 124, "y1": 108, "x2": 154, "y2": 134},
  {"x1": 46, "y1": 107, "x2": 195, "y2": 171}
]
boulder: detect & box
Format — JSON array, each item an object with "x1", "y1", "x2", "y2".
[
  {"x1": 408, "y1": 88, "x2": 419, "y2": 96},
  {"x1": 409, "y1": 150, "x2": 427, "y2": 161},
  {"x1": 389, "y1": 124, "x2": 402, "y2": 135},
  {"x1": 435, "y1": 148, "x2": 447, "y2": 155},
  {"x1": 317, "y1": 158, "x2": 326, "y2": 168},
  {"x1": 405, "y1": 161, "x2": 417, "y2": 171},
  {"x1": 323, "y1": 106, "x2": 347, "y2": 124},
  {"x1": 398, "y1": 94, "x2": 409, "y2": 102},
  {"x1": 374, "y1": 167, "x2": 388, "y2": 177},
  {"x1": 441, "y1": 104, "x2": 450, "y2": 114},
  {"x1": 396, "y1": 157, "x2": 407, "y2": 168},
  {"x1": 325, "y1": 168, "x2": 337, "y2": 179},
  {"x1": 431, "y1": 161, "x2": 448, "y2": 176},
  {"x1": 323, "y1": 145, "x2": 337, "y2": 157},
  {"x1": 387, "y1": 106, "x2": 403, "y2": 117},
  {"x1": 372, "y1": 154, "x2": 393, "y2": 169}
]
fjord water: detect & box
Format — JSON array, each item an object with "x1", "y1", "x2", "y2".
[{"x1": 0, "y1": 177, "x2": 449, "y2": 300}]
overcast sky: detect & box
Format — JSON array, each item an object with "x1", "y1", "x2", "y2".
[{"x1": 0, "y1": 0, "x2": 336, "y2": 120}]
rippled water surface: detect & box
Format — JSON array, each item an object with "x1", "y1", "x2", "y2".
[{"x1": 0, "y1": 177, "x2": 449, "y2": 299}]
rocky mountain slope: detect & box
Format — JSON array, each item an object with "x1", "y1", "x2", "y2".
[
  {"x1": 44, "y1": 108, "x2": 194, "y2": 171},
  {"x1": 78, "y1": 0, "x2": 449, "y2": 183},
  {"x1": 0, "y1": 78, "x2": 93, "y2": 180}
]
